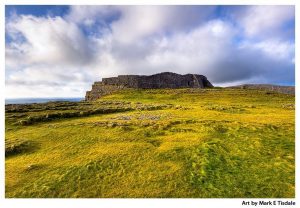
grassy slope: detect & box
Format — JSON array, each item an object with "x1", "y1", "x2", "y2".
[{"x1": 5, "y1": 88, "x2": 295, "y2": 198}]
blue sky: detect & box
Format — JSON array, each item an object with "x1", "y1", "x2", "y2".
[
  {"x1": 5, "y1": 5, "x2": 295, "y2": 98},
  {"x1": 5, "y1": 5, "x2": 70, "y2": 18}
]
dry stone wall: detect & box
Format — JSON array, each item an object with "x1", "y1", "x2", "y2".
[{"x1": 85, "y1": 72, "x2": 213, "y2": 101}]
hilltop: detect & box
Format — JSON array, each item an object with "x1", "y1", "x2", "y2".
[{"x1": 85, "y1": 72, "x2": 213, "y2": 101}]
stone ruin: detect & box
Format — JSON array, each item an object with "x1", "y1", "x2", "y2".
[{"x1": 85, "y1": 72, "x2": 213, "y2": 101}]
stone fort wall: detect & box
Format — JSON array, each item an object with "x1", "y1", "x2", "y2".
[{"x1": 85, "y1": 72, "x2": 213, "y2": 101}]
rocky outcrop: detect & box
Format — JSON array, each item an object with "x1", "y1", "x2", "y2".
[
  {"x1": 85, "y1": 72, "x2": 213, "y2": 101},
  {"x1": 227, "y1": 84, "x2": 295, "y2": 95}
]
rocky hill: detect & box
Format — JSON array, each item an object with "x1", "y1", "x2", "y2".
[{"x1": 85, "y1": 72, "x2": 213, "y2": 101}]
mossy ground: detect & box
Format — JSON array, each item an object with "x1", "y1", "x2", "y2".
[{"x1": 5, "y1": 88, "x2": 295, "y2": 198}]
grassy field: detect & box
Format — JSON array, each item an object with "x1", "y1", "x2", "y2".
[{"x1": 5, "y1": 88, "x2": 295, "y2": 198}]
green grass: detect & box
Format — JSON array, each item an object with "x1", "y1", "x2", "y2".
[{"x1": 5, "y1": 88, "x2": 295, "y2": 198}]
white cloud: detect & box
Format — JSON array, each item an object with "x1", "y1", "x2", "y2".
[
  {"x1": 5, "y1": 6, "x2": 295, "y2": 98},
  {"x1": 5, "y1": 65, "x2": 93, "y2": 98},
  {"x1": 237, "y1": 5, "x2": 294, "y2": 38},
  {"x1": 111, "y1": 6, "x2": 217, "y2": 44},
  {"x1": 66, "y1": 5, "x2": 118, "y2": 25},
  {"x1": 144, "y1": 20, "x2": 235, "y2": 74},
  {"x1": 5, "y1": 14, "x2": 101, "y2": 98},
  {"x1": 239, "y1": 39, "x2": 294, "y2": 61},
  {"x1": 111, "y1": 6, "x2": 169, "y2": 44},
  {"x1": 6, "y1": 15, "x2": 93, "y2": 67}
]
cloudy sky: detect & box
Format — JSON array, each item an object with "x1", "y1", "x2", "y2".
[{"x1": 5, "y1": 5, "x2": 295, "y2": 98}]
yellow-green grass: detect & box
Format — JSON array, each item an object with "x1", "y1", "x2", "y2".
[{"x1": 5, "y1": 88, "x2": 295, "y2": 198}]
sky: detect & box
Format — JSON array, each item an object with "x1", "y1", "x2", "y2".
[{"x1": 5, "y1": 5, "x2": 295, "y2": 98}]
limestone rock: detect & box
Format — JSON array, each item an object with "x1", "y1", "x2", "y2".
[{"x1": 85, "y1": 72, "x2": 213, "y2": 101}]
